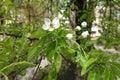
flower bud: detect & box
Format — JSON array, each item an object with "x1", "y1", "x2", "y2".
[
  {"x1": 81, "y1": 21, "x2": 87, "y2": 27},
  {"x1": 75, "y1": 26, "x2": 81, "y2": 30},
  {"x1": 81, "y1": 31, "x2": 89, "y2": 38},
  {"x1": 66, "y1": 34, "x2": 73, "y2": 40}
]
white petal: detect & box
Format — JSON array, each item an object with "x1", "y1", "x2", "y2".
[
  {"x1": 53, "y1": 23, "x2": 60, "y2": 29},
  {"x1": 52, "y1": 17, "x2": 60, "y2": 29},
  {"x1": 44, "y1": 18, "x2": 51, "y2": 24},
  {"x1": 48, "y1": 27, "x2": 54, "y2": 31},
  {"x1": 52, "y1": 17, "x2": 59, "y2": 24},
  {"x1": 42, "y1": 24, "x2": 49, "y2": 30}
]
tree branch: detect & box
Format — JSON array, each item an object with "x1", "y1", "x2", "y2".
[{"x1": 0, "y1": 32, "x2": 39, "y2": 40}]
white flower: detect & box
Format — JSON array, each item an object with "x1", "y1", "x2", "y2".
[
  {"x1": 42, "y1": 17, "x2": 60, "y2": 31},
  {"x1": 81, "y1": 31, "x2": 89, "y2": 38},
  {"x1": 75, "y1": 26, "x2": 81, "y2": 30},
  {"x1": 66, "y1": 34, "x2": 73, "y2": 40},
  {"x1": 81, "y1": 21, "x2": 87, "y2": 27}
]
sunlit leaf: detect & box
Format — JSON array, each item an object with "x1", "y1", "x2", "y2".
[{"x1": 54, "y1": 53, "x2": 62, "y2": 72}]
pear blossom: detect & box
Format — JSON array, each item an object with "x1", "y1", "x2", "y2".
[
  {"x1": 66, "y1": 34, "x2": 73, "y2": 40},
  {"x1": 75, "y1": 26, "x2": 81, "y2": 30},
  {"x1": 81, "y1": 31, "x2": 89, "y2": 38},
  {"x1": 42, "y1": 17, "x2": 60, "y2": 31},
  {"x1": 81, "y1": 21, "x2": 87, "y2": 27}
]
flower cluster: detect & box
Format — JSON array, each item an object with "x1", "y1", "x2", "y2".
[
  {"x1": 76, "y1": 21, "x2": 89, "y2": 38},
  {"x1": 42, "y1": 18, "x2": 101, "y2": 40}
]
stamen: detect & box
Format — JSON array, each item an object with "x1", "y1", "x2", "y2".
[{"x1": 50, "y1": 23, "x2": 53, "y2": 28}]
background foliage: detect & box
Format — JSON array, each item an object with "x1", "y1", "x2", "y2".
[{"x1": 0, "y1": 0, "x2": 120, "y2": 80}]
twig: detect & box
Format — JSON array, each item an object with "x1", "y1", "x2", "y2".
[
  {"x1": 31, "y1": 52, "x2": 45, "y2": 80},
  {"x1": 0, "y1": 32, "x2": 22, "y2": 38},
  {"x1": 0, "y1": 32, "x2": 39, "y2": 40},
  {"x1": 1, "y1": 66, "x2": 28, "y2": 79}
]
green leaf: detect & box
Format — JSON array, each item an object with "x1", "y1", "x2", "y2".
[
  {"x1": 40, "y1": 35, "x2": 47, "y2": 47},
  {"x1": 88, "y1": 70, "x2": 101, "y2": 80},
  {"x1": 85, "y1": 40, "x2": 97, "y2": 47},
  {"x1": 66, "y1": 48, "x2": 75, "y2": 59},
  {"x1": 17, "y1": 37, "x2": 28, "y2": 54},
  {"x1": 88, "y1": 71, "x2": 97, "y2": 80},
  {"x1": 46, "y1": 67, "x2": 57, "y2": 80},
  {"x1": 57, "y1": 29, "x2": 70, "y2": 37},
  {"x1": 0, "y1": 54, "x2": 9, "y2": 62},
  {"x1": 3, "y1": 0, "x2": 14, "y2": 9},
  {"x1": 95, "y1": 72, "x2": 100, "y2": 80},
  {"x1": 57, "y1": 38, "x2": 66, "y2": 48},
  {"x1": 30, "y1": 30, "x2": 45, "y2": 38},
  {"x1": 46, "y1": 41, "x2": 56, "y2": 61},
  {"x1": 86, "y1": 58, "x2": 97, "y2": 68},
  {"x1": 111, "y1": 54, "x2": 120, "y2": 61},
  {"x1": 100, "y1": 55, "x2": 110, "y2": 62},
  {"x1": 109, "y1": 72, "x2": 116, "y2": 80},
  {"x1": 19, "y1": 70, "x2": 26, "y2": 76},
  {"x1": 79, "y1": 54, "x2": 87, "y2": 67},
  {"x1": 54, "y1": 53, "x2": 62, "y2": 72},
  {"x1": 89, "y1": 49, "x2": 104, "y2": 56},
  {"x1": 2, "y1": 38, "x2": 14, "y2": 52},
  {"x1": 81, "y1": 58, "x2": 96, "y2": 76},
  {"x1": 74, "y1": 42, "x2": 81, "y2": 50},
  {"x1": 112, "y1": 62, "x2": 120, "y2": 69},
  {"x1": 81, "y1": 67, "x2": 87, "y2": 76},
  {"x1": 80, "y1": 54, "x2": 96, "y2": 76},
  {"x1": 27, "y1": 41, "x2": 41, "y2": 60},
  {"x1": 103, "y1": 68, "x2": 110, "y2": 80},
  {"x1": 67, "y1": 48, "x2": 75, "y2": 54},
  {"x1": 111, "y1": 63, "x2": 120, "y2": 77},
  {"x1": 0, "y1": 61, "x2": 35, "y2": 75}
]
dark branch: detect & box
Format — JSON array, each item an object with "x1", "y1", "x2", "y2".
[
  {"x1": 31, "y1": 52, "x2": 45, "y2": 80},
  {"x1": 0, "y1": 32, "x2": 39, "y2": 40}
]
